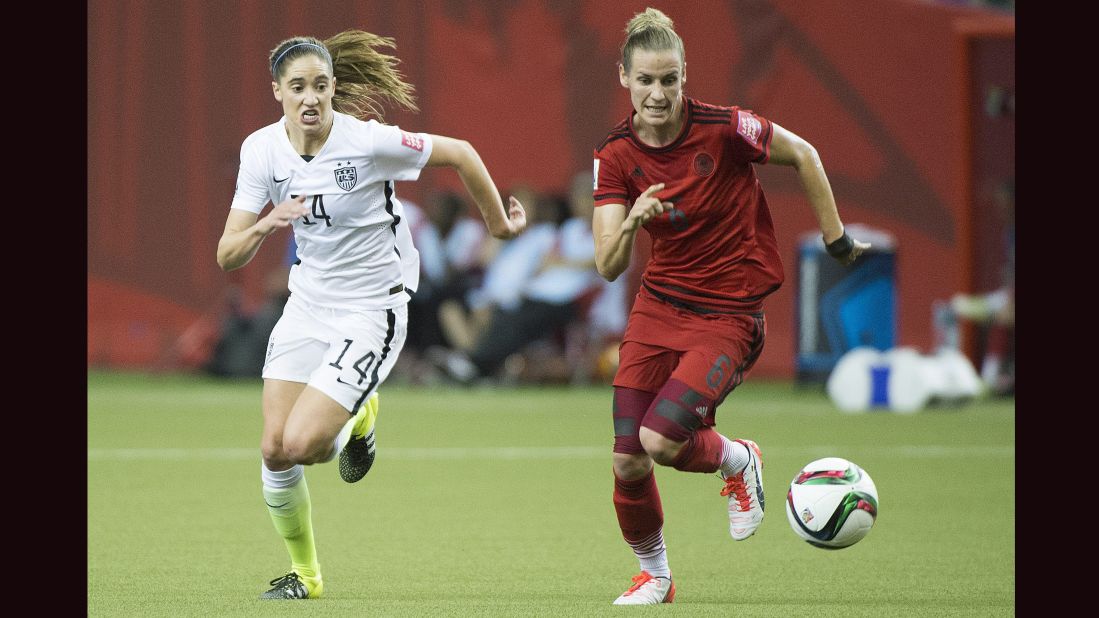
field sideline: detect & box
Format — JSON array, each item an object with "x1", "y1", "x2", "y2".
[{"x1": 88, "y1": 371, "x2": 1015, "y2": 616}]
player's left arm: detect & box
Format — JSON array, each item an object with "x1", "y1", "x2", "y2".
[
  {"x1": 425, "y1": 135, "x2": 527, "y2": 240},
  {"x1": 767, "y1": 123, "x2": 870, "y2": 265}
]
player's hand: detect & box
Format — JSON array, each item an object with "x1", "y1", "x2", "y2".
[
  {"x1": 844, "y1": 238, "x2": 872, "y2": 265},
  {"x1": 498, "y1": 195, "x2": 528, "y2": 239},
  {"x1": 625, "y1": 183, "x2": 673, "y2": 231},
  {"x1": 825, "y1": 230, "x2": 871, "y2": 266},
  {"x1": 260, "y1": 195, "x2": 308, "y2": 235}
]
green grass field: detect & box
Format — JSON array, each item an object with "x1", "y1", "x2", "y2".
[{"x1": 88, "y1": 371, "x2": 1014, "y2": 617}]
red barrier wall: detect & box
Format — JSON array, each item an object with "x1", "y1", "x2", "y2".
[{"x1": 88, "y1": 0, "x2": 1014, "y2": 376}]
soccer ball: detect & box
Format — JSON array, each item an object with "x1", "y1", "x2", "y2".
[{"x1": 785, "y1": 457, "x2": 879, "y2": 549}]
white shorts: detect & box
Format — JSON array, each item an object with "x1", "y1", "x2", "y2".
[{"x1": 263, "y1": 294, "x2": 408, "y2": 414}]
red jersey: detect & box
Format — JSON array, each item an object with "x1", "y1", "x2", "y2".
[{"x1": 594, "y1": 97, "x2": 783, "y2": 312}]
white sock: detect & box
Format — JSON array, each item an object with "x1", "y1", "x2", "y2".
[
  {"x1": 719, "y1": 436, "x2": 749, "y2": 478},
  {"x1": 261, "y1": 462, "x2": 304, "y2": 489},
  {"x1": 640, "y1": 555, "x2": 671, "y2": 580},
  {"x1": 629, "y1": 529, "x2": 671, "y2": 579},
  {"x1": 981, "y1": 356, "x2": 1002, "y2": 385},
  {"x1": 985, "y1": 289, "x2": 1010, "y2": 315}
]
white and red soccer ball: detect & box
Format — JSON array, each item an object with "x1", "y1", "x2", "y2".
[{"x1": 786, "y1": 457, "x2": 879, "y2": 549}]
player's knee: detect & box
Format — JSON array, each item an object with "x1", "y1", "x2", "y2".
[
  {"x1": 639, "y1": 428, "x2": 681, "y2": 466},
  {"x1": 261, "y1": 437, "x2": 291, "y2": 468},
  {"x1": 281, "y1": 431, "x2": 328, "y2": 465},
  {"x1": 613, "y1": 452, "x2": 653, "y2": 480},
  {"x1": 639, "y1": 382, "x2": 714, "y2": 464}
]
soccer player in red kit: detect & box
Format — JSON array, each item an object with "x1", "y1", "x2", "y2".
[{"x1": 593, "y1": 8, "x2": 870, "y2": 605}]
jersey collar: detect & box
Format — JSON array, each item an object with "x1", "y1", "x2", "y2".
[{"x1": 627, "y1": 95, "x2": 691, "y2": 153}]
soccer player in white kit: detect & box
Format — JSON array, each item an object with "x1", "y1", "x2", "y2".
[{"x1": 216, "y1": 31, "x2": 527, "y2": 600}]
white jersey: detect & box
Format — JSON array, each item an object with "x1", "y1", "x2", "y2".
[{"x1": 231, "y1": 111, "x2": 433, "y2": 309}]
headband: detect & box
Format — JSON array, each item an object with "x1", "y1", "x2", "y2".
[{"x1": 271, "y1": 42, "x2": 331, "y2": 78}]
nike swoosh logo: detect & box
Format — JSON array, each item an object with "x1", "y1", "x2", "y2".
[
  {"x1": 265, "y1": 501, "x2": 290, "y2": 508},
  {"x1": 273, "y1": 176, "x2": 289, "y2": 183}
]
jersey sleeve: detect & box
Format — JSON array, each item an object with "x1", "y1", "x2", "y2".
[
  {"x1": 728, "y1": 108, "x2": 773, "y2": 164},
  {"x1": 370, "y1": 123, "x2": 434, "y2": 181},
  {"x1": 592, "y1": 150, "x2": 630, "y2": 208},
  {"x1": 229, "y1": 135, "x2": 272, "y2": 214}
]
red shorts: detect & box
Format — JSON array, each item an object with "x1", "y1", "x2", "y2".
[{"x1": 614, "y1": 287, "x2": 767, "y2": 413}]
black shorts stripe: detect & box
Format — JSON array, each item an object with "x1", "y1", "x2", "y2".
[{"x1": 351, "y1": 308, "x2": 397, "y2": 414}]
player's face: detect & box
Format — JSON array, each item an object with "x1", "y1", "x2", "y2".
[
  {"x1": 272, "y1": 55, "x2": 335, "y2": 138},
  {"x1": 620, "y1": 49, "x2": 685, "y2": 131}
]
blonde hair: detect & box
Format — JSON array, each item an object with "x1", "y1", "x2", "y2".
[
  {"x1": 269, "y1": 30, "x2": 418, "y2": 121},
  {"x1": 621, "y1": 8, "x2": 684, "y2": 72}
]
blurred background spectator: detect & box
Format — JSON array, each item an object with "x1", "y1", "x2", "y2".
[
  {"x1": 435, "y1": 184, "x2": 557, "y2": 353},
  {"x1": 400, "y1": 193, "x2": 488, "y2": 381},
  {"x1": 933, "y1": 178, "x2": 1014, "y2": 395},
  {"x1": 431, "y1": 171, "x2": 616, "y2": 385},
  {"x1": 200, "y1": 236, "x2": 296, "y2": 378}
]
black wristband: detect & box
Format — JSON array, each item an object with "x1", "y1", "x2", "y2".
[{"x1": 825, "y1": 231, "x2": 854, "y2": 259}]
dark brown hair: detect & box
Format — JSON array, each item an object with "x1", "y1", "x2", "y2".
[{"x1": 269, "y1": 30, "x2": 418, "y2": 121}]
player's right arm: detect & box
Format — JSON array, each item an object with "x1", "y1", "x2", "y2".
[
  {"x1": 593, "y1": 183, "x2": 671, "y2": 281},
  {"x1": 216, "y1": 198, "x2": 309, "y2": 271},
  {"x1": 217, "y1": 135, "x2": 311, "y2": 272}
]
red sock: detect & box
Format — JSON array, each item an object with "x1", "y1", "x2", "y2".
[
  {"x1": 670, "y1": 427, "x2": 725, "y2": 473},
  {"x1": 613, "y1": 468, "x2": 664, "y2": 543},
  {"x1": 986, "y1": 324, "x2": 1011, "y2": 357}
]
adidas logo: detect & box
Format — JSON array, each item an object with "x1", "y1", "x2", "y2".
[
  {"x1": 696, "y1": 405, "x2": 708, "y2": 416},
  {"x1": 631, "y1": 166, "x2": 645, "y2": 179}
]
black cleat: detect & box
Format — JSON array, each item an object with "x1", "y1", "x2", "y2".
[
  {"x1": 260, "y1": 572, "x2": 316, "y2": 599},
  {"x1": 339, "y1": 428, "x2": 376, "y2": 483},
  {"x1": 339, "y1": 393, "x2": 378, "y2": 483}
]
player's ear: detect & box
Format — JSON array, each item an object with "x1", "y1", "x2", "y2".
[
  {"x1": 272, "y1": 81, "x2": 283, "y2": 103},
  {"x1": 682, "y1": 61, "x2": 686, "y2": 86},
  {"x1": 618, "y1": 63, "x2": 629, "y2": 88}
]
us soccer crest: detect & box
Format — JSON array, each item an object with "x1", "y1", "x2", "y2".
[{"x1": 334, "y1": 161, "x2": 357, "y2": 191}]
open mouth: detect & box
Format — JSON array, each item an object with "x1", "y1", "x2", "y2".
[{"x1": 302, "y1": 110, "x2": 319, "y2": 124}]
